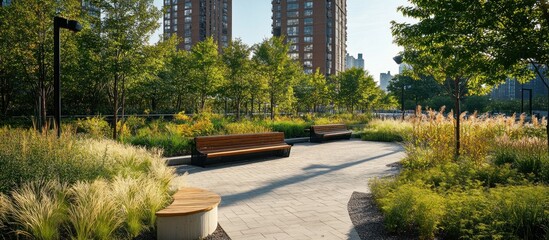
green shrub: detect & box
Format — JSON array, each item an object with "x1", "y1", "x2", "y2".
[
  {"x1": 124, "y1": 134, "x2": 192, "y2": 157},
  {"x1": 74, "y1": 116, "x2": 111, "y2": 138},
  {"x1": 442, "y1": 186, "x2": 549, "y2": 239},
  {"x1": 268, "y1": 119, "x2": 311, "y2": 138},
  {"x1": 223, "y1": 121, "x2": 271, "y2": 135},
  {"x1": 378, "y1": 182, "x2": 445, "y2": 239}
]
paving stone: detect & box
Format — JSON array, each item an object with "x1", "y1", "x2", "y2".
[{"x1": 174, "y1": 140, "x2": 405, "y2": 240}]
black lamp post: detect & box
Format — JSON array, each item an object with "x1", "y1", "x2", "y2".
[
  {"x1": 521, "y1": 88, "x2": 533, "y2": 116},
  {"x1": 393, "y1": 55, "x2": 406, "y2": 119},
  {"x1": 54, "y1": 16, "x2": 81, "y2": 137}
]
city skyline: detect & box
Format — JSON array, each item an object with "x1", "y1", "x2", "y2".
[{"x1": 152, "y1": 0, "x2": 413, "y2": 83}]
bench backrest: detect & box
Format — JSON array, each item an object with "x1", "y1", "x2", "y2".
[
  {"x1": 195, "y1": 132, "x2": 286, "y2": 152},
  {"x1": 311, "y1": 124, "x2": 348, "y2": 133}
]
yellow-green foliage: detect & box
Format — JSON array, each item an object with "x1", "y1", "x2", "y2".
[
  {"x1": 378, "y1": 182, "x2": 445, "y2": 239},
  {"x1": 74, "y1": 116, "x2": 111, "y2": 139},
  {"x1": 6, "y1": 180, "x2": 68, "y2": 240},
  {"x1": 68, "y1": 180, "x2": 124, "y2": 240},
  {"x1": 0, "y1": 128, "x2": 177, "y2": 239},
  {"x1": 370, "y1": 109, "x2": 549, "y2": 239},
  {"x1": 361, "y1": 119, "x2": 412, "y2": 142},
  {"x1": 223, "y1": 121, "x2": 271, "y2": 134},
  {"x1": 0, "y1": 194, "x2": 7, "y2": 229}
]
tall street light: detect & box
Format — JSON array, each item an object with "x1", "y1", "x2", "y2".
[
  {"x1": 54, "y1": 16, "x2": 81, "y2": 137},
  {"x1": 393, "y1": 55, "x2": 407, "y2": 120}
]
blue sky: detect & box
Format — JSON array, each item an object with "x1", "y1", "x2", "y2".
[{"x1": 151, "y1": 0, "x2": 412, "y2": 83}]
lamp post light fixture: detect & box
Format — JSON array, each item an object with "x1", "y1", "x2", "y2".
[{"x1": 54, "y1": 16, "x2": 81, "y2": 137}]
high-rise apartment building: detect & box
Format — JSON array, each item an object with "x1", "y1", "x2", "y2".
[
  {"x1": 379, "y1": 71, "x2": 392, "y2": 92},
  {"x1": 163, "y1": 0, "x2": 231, "y2": 51},
  {"x1": 345, "y1": 53, "x2": 364, "y2": 70},
  {"x1": 272, "y1": 0, "x2": 347, "y2": 75}
]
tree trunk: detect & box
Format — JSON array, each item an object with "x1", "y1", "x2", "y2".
[
  {"x1": 454, "y1": 78, "x2": 461, "y2": 158},
  {"x1": 176, "y1": 94, "x2": 182, "y2": 111},
  {"x1": 112, "y1": 74, "x2": 119, "y2": 140},
  {"x1": 236, "y1": 99, "x2": 241, "y2": 120},
  {"x1": 270, "y1": 94, "x2": 275, "y2": 120}
]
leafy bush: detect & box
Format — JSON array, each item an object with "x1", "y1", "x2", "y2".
[
  {"x1": 223, "y1": 121, "x2": 271, "y2": 135},
  {"x1": 123, "y1": 134, "x2": 192, "y2": 157},
  {"x1": 74, "y1": 116, "x2": 111, "y2": 138},
  {"x1": 268, "y1": 118, "x2": 311, "y2": 138},
  {"x1": 377, "y1": 182, "x2": 445, "y2": 239},
  {"x1": 370, "y1": 110, "x2": 549, "y2": 239}
]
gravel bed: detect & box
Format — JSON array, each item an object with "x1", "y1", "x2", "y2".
[{"x1": 348, "y1": 191, "x2": 415, "y2": 240}]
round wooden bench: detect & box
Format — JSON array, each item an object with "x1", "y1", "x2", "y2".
[{"x1": 156, "y1": 187, "x2": 221, "y2": 240}]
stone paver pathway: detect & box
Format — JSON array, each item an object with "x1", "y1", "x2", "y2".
[{"x1": 174, "y1": 139, "x2": 405, "y2": 240}]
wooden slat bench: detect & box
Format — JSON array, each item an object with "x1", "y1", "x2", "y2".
[
  {"x1": 310, "y1": 124, "x2": 352, "y2": 143},
  {"x1": 156, "y1": 188, "x2": 221, "y2": 240},
  {"x1": 191, "y1": 132, "x2": 292, "y2": 167}
]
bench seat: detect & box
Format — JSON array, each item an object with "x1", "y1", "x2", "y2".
[
  {"x1": 192, "y1": 132, "x2": 292, "y2": 167},
  {"x1": 310, "y1": 124, "x2": 352, "y2": 143}
]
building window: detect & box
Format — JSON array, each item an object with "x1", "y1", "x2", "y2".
[
  {"x1": 289, "y1": 53, "x2": 299, "y2": 60},
  {"x1": 304, "y1": 68, "x2": 313, "y2": 74},
  {"x1": 304, "y1": 36, "x2": 313, "y2": 43},
  {"x1": 185, "y1": 9, "x2": 192, "y2": 15},
  {"x1": 304, "y1": 26, "x2": 313, "y2": 35},
  {"x1": 304, "y1": 61, "x2": 313, "y2": 68},
  {"x1": 304, "y1": 53, "x2": 313, "y2": 59},
  {"x1": 287, "y1": 26, "x2": 299, "y2": 36},
  {"x1": 304, "y1": 1, "x2": 313, "y2": 8},
  {"x1": 172, "y1": 12, "x2": 177, "y2": 18},
  {"x1": 185, "y1": 16, "x2": 192, "y2": 23},
  {"x1": 304, "y1": 44, "x2": 313, "y2": 51},
  {"x1": 288, "y1": 37, "x2": 298, "y2": 44},
  {"x1": 304, "y1": 9, "x2": 313, "y2": 16},
  {"x1": 287, "y1": 3, "x2": 298, "y2": 10},
  {"x1": 304, "y1": 18, "x2": 313, "y2": 25},
  {"x1": 185, "y1": 45, "x2": 191, "y2": 50},
  {"x1": 184, "y1": 37, "x2": 191, "y2": 44},
  {"x1": 174, "y1": 4, "x2": 178, "y2": 11},
  {"x1": 185, "y1": 1, "x2": 191, "y2": 9},
  {"x1": 290, "y1": 44, "x2": 299, "y2": 52},
  {"x1": 287, "y1": 11, "x2": 299, "y2": 18},
  {"x1": 287, "y1": 19, "x2": 299, "y2": 26}
]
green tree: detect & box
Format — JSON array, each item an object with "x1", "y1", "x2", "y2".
[
  {"x1": 388, "y1": 74, "x2": 442, "y2": 110},
  {"x1": 253, "y1": 37, "x2": 300, "y2": 119},
  {"x1": 94, "y1": 0, "x2": 161, "y2": 139},
  {"x1": 392, "y1": 1, "x2": 511, "y2": 157},
  {"x1": 295, "y1": 69, "x2": 330, "y2": 113},
  {"x1": 189, "y1": 38, "x2": 225, "y2": 113},
  {"x1": 127, "y1": 36, "x2": 178, "y2": 113},
  {"x1": 481, "y1": 0, "x2": 549, "y2": 148},
  {"x1": 0, "y1": 0, "x2": 81, "y2": 127},
  {"x1": 336, "y1": 68, "x2": 379, "y2": 114},
  {"x1": 221, "y1": 39, "x2": 253, "y2": 119}
]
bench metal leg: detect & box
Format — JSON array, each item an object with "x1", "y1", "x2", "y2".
[{"x1": 279, "y1": 148, "x2": 291, "y2": 157}]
